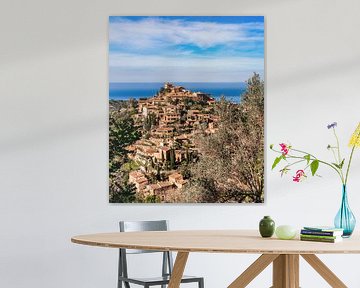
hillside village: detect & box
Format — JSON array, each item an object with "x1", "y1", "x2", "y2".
[{"x1": 112, "y1": 82, "x2": 222, "y2": 202}]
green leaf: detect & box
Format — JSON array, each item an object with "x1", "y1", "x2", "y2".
[
  {"x1": 339, "y1": 159, "x2": 345, "y2": 169},
  {"x1": 280, "y1": 167, "x2": 290, "y2": 177},
  {"x1": 304, "y1": 154, "x2": 311, "y2": 164},
  {"x1": 270, "y1": 144, "x2": 274, "y2": 149},
  {"x1": 332, "y1": 159, "x2": 345, "y2": 169},
  {"x1": 310, "y1": 160, "x2": 319, "y2": 176},
  {"x1": 272, "y1": 156, "x2": 282, "y2": 170},
  {"x1": 332, "y1": 162, "x2": 341, "y2": 169}
]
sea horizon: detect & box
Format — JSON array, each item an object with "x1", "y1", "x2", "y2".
[{"x1": 109, "y1": 82, "x2": 247, "y2": 103}]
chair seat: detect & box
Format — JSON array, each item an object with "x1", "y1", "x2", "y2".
[{"x1": 119, "y1": 275, "x2": 203, "y2": 285}]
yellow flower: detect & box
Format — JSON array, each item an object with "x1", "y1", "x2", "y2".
[{"x1": 349, "y1": 122, "x2": 360, "y2": 148}]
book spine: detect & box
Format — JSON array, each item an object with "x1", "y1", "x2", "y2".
[
  {"x1": 300, "y1": 234, "x2": 337, "y2": 240},
  {"x1": 300, "y1": 237, "x2": 337, "y2": 243},
  {"x1": 301, "y1": 230, "x2": 336, "y2": 236}
]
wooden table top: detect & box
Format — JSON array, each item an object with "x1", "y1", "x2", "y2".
[{"x1": 71, "y1": 230, "x2": 360, "y2": 254}]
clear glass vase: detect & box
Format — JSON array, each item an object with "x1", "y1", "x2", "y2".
[{"x1": 334, "y1": 185, "x2": 356, "y2": 237}]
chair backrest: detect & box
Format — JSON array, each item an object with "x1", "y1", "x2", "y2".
[
  {"x1": 120, "y1": 220, "x2": 168, "y2": 232},
  {"x1": 118, "y1": 220, "x2": 173, "y2": 282},
  {"x1": 119, "y1": 220, "x2": 169, "y2": 254}
]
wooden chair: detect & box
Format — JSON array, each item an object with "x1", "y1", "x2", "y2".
[{"x1": 118, "y1": 220, "x2": 204, "y2": 288}]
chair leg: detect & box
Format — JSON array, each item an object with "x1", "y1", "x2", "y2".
[
  {"x1": 198, "y1": 278, "x2": 204, "y2": 288},
  {"x1": 118, "y1": 249, "x2": 122, "y2": 288},
  {"x1": 118, "y1": 279, "x2": 130, "y2": 288}
]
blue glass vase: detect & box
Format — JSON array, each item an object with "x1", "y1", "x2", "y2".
[{"x1": 334, "y1": 185, "x2": 356, "y2": 237}]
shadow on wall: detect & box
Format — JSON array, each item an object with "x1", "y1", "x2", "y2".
[
  {"x1": 269, "y1": 56, "x2": 360, "y2": 90},
  {"x1": 0, "y1": 116, "x2": 105, "y2": 155}
]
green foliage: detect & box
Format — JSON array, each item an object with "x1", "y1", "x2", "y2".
[
  {"x1": 109, "y1": 99, "x2": 137, "y2": 111},
  {"x1": 109, "y1": 180, "x2": 137, "y2": 203},
  {"x1": 109, "y1": 110, "x2": 140, "y2": 163},
  {"x1": 179, "y1": 163, "x2": 192, "y2": 179},
  {"x1": 184, "y1": 98, "x2": 194, "y2": 109},
  {"x1": 332, "y1": 158, "x2": 345, "y2": 169},
  {"x1": 143, "y1": 112, "x2": 157, "y2": 132},
  {"x1": 271, "y1": 122, "x2": 360, "y2": 185},
  {"x1": 156, "y1": 164, "x2": 161, "y2": 181},
  {"x1": 272, "y1": 156, "x2": 283, "y2": 170},
  {"x1": 169, "y1": 98, "x2": 180, "y2": 105},
  {"x1": 184, "y1": 73, "x2": 264, "y2": 203},
  {"x1": 170, "y1": 148, "x2": 176, "y2": 169},
  {"x1": 310, "y1": 160, "x2": 319, "y2": 176},
  {"x1": 280, "y1": 167, "x2": 290, "y2": 177},
  {"x1": 144, "y1": 195, "x2": 161, "y2": 203},
  {"x1": 121, "y1": 160, "x2": 140, "y2": 172},
  {"x1": 109, "y1": 105, "x2": 141, "y2": 203}
]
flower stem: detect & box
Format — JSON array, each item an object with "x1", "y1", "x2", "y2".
[
  {"x1": 291, "y1": 148, "x2": 317, "y2": 159},
  {"x1": 284, "y1": 159, "x2": 306, "y2": 169},
  {"x1": 332, "y1": 128, "x2": 345, "y2": 182},
  {"x1": 345, "y1": 146, "x2": 356, "y2": 185},
  {"x1": 286, "y1": 155, "x2": 344, "y2": 182},
  {"x1": 333, "y1": 128, "x2": 342, "y2": 163},
  {"x1": 271, "y1": 147, "x2": 344, "y2": 182},
  {"x1": 330, "y1": 148, "x2": 338, "y2": 164}
]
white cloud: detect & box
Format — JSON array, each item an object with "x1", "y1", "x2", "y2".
[
  {"x1": 108, "y1": 18, "x2": 264, "y2": 82},
  {"x1": 109, "y1": 53, "x2": 263, "y2": 82},
  {"x1": 109, "y1": 53, "x2": 263, "y2": 69},
  {"x1": 109, "y1": 18, "x2": 263, "y2": 50}
]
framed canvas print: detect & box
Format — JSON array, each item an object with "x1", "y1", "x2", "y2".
[{"x1": 109, "y1": 16, "x2": 264, "y2": 203}]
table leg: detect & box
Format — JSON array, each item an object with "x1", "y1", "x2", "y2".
[
  {"x1": 168, "y1": 252, "x2": 189, "y2": 288},
  {"x1": 301, "y1": 254, "x2": 347, "y2": 288},
  {"x1": 272, "y1": 254, "x2": 299, "y2": 288},
  {"x1": 228, "y1": 254, "x2": 279, "y2": 288},
  {"x1": 228, "y1": 253, "x2": 348, "y2": 288}
]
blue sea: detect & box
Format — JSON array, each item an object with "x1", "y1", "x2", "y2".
[{"x1": 109, "y1": 82, "x2": 246, "y2": 103}]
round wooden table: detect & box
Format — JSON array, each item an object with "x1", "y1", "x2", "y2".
[{"x1": 72, "y1": 230, "x2": 360, "y2": 288}]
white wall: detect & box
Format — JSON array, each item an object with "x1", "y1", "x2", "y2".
[{"x1": 1, "y1": 0, "x2": 360, "y2": 287}]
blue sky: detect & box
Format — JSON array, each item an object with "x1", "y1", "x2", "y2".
[{"x1": 109, "y1": 16, "x2": 264, "y2": 82}]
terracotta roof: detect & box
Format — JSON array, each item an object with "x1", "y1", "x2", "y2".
[
  {"x1": 143, "y1": 147, "x2": 157, "y2": 154},
  {"x1": 169, "y1": 172, "x2": 183, "y2": 180},
  {"x1": 125, "y1": 145, "x2": 136, "y2": 152},
  {"x1": 158, "y1": 181, "x2": 173, "y2": 188},
  {"x1": 157, "y1": 127, "x2": 174, "y2": 132},
  {"x1": 159, "y1": 146, "x2": 170, "y2": 151},
  {"x1": 148, "y1": 184, "x2": 160, "y2": 190},
  {"x1": 135, "y1": 177, "x2": 148, "y2": 184},
  {"x1": 129, "y1": 171, "x2": 144, "y2": 178},
  {"x1": 148, "y1": 181, "x2": 173, "y2": 190}
]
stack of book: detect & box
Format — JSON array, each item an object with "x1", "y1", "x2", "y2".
[{"x1": 300, "y1": 226, "x2": 344, "y2": 243}]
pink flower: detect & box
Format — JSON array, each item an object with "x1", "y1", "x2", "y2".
[
  {"x1": 293, "y1": 170, "x2": 305, "y2": 182},
  {"x1": 279, "y1": 143, "x2": 289, "y2": 155}
]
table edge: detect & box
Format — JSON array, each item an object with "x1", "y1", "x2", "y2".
[{"x1": 71, "y1": 235, "x2": 360, "y2": 255}]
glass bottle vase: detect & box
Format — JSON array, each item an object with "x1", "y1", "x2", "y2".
[{"x1": 334, "y1": 185, "x2": 356, "y2": 237}]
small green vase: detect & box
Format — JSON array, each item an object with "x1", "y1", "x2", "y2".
[{"x1": 259, "y1": 216, "x2": 275, "y2": 238}]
